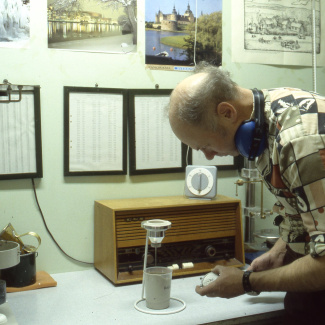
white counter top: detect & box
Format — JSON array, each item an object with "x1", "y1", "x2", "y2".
[{"x1": 6, "y1": 269, "x2": 285, "y2": 325}]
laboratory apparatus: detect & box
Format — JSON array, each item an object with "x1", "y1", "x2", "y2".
[
  {"x1": 134, "y1": 219, "x2": 186, "y2": 315},
  {"x1": 235, "y1": 159, "x2": 277, "y2": 251}
]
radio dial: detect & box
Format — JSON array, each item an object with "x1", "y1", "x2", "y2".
[
  {"x1": 205, "y1": 245, "x2": 217, "y2": 257},
  {"x1": 142, "y1": 253, "x2": 154, "y2": 265}
]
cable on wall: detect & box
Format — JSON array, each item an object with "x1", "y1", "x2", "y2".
[
  {"x1": 31, "y1": 179, "x2": 93, "y2": 265},
  {"x1": 311, "y1": 0, "x2": 317, "y2": 92},
  {"x1": 193, "y1": 0, "x2": 198, "y2": 66}
]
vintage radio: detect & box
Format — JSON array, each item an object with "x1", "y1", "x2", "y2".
[{"x1": 94, "y1": 195, "x2": 244, "y2": 285}]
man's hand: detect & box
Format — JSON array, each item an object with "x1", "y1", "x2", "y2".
[
  {"x1": 195, "y1": 265, "x2": 245, "y2": 299},
  {"x1": 247, "y1": 238, "x2": 287, "y2": 272}
]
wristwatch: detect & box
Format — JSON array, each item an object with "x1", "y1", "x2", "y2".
[{"x1": 242, "y1": 270, "x2": 260, "y2": 296}]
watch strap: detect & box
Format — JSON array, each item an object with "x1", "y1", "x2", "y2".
[{"x1": 242, "y1": 270, "x2": 260, "y2": 295}]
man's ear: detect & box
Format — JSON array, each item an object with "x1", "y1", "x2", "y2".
[{"x1": 215, "y1": 102, "x2": 237, "y2": 121}]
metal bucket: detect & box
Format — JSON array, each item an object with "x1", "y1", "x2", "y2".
[{"x1": 0, "y1": 251, "x2": 38, "y2": 287}]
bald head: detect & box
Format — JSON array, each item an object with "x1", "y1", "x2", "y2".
[
  {"x1": 169, "y1": 72, "x2": 208, "y2": 126},
  {"x1": 167, "y1": 63, "x2": 255, "y2": 158},
  {"x1": 168, "y1": 63, "x2": 240, "y2": 131}
]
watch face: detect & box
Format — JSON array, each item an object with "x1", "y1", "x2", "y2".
[{"x1": 185, "y1": 165, "x2": 217, "y2": 199}]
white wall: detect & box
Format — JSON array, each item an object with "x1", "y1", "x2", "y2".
[{"x1": 0, "y1": 0, "x2": 324, "y2": 274}]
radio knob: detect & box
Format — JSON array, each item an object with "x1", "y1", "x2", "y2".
[
  {"x1": 142, "y1": 253, "x2": 154, "y2": 265},
  {"x1": 205, "y1": 245, "x2": 217, "y2": 257}
]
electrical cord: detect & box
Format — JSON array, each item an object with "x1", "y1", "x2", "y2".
[
  {"x1": 193, "y1": 0, "x2": 198, "y2": 66},
  {"x1": 311, "y1": 0, "x2": 317, "y2": 92},
  {"x1": 31, "y1": 178, "x2": 93, "y2": 265}
]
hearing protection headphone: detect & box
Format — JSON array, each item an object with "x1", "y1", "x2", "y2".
[{"x1": 235, "y1": 89, "x2": 267, "y2": 161}]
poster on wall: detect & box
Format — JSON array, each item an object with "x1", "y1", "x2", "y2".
[
  {"x1": 0, "y1": 0, "x2": 30, "y2": 49},
  {"x1": 47, "y1": 0, "x2": 137, "y2": 54},
  {"x1": 145, "y1": 0, "x2": 222, "y2": 71},
  {"x1": 232, "y1": 0, "x2": 324, "y2": 66}
]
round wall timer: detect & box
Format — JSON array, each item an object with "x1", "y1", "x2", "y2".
[{"x1": 185, "y1": 165, "x2": 217, "y2": 199}]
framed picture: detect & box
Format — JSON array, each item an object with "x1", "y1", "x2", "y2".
[
  {"x1": 0, "y1": 85, "x2": 43, "y2": 180},
  {"x1": 47, "y1": 0, "x2": 137, "y2": 54},
  {"x1": 128, "y1": 89, "x2": 186, "y2": 175},
  {"x1": 145, "y1": 0, "x2": 223, "y2": 71},
  {"x1": 64, "y1": 87, "x2": 127, "y2": 176}
]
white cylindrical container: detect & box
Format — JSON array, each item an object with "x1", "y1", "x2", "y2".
[
  {"x1": 144, "y1": 266, "x2": 172, "y2": 310},
  {"x1": 0, "y1": 240, "x2": 20, "y2": 269}
]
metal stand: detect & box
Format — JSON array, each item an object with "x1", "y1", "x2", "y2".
[
  {"x1": 235, "y1": 159, "x2": 277, "y2": 250},
  {"x1": 134, "y1": 220, "x2": 186, "y2": 315}
]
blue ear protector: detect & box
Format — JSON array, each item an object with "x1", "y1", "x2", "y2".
[{"x1": 235, "y1": 89, "x2": 267, "y2": 161}]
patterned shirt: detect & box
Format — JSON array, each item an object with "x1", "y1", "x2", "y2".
[{"x1": 256, "y1": 88, "x2": 325, "y2": 257}]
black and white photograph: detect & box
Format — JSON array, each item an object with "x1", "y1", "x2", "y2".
[
  {"x1": 244, "y1": 0, "x2": 320, "y2": 53},
  {"x1": 232, "y1": 0, "x2": 324, "y2": 65},
  {"x1": 0, "y1": 0, "x2": 30, "y2": 48},
  {"x1": 47, "y1": 0, "x2": 137, "y2": 53}
]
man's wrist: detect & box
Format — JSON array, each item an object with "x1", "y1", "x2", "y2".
[{"x1": 242, "y1": 270, "x2": 260, "y2": 296}]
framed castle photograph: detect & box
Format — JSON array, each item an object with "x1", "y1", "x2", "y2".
[{"x1": 145, "y1": 0, "x2": 222, "y2": 71}]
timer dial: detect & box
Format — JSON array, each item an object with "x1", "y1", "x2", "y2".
[{"x1": 185, "y1": 166, "x2": 217, "y2": 199}]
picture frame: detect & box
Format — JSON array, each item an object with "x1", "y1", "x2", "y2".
[
  {"x1": 0, "y1": 86, "x2": 43, "y2": 180},
  {"x1": 128, "y1": 89, "x2": 186, "y2": 175},
  {"x1": 64, "y1": 86, "x2": 127, "y2": 176}
]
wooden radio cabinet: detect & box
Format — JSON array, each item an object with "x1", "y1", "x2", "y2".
[{"x1": 94, "y1": 195, "x2": 244, "y2": 284}]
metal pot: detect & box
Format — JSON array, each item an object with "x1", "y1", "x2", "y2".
[{"x1": 0, "y1": 251, "x2": 38, "y2": 287}]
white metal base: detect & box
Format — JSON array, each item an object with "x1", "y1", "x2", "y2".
[{"x1": 134, "y1": 297, "x2": 186, "y2": 315}]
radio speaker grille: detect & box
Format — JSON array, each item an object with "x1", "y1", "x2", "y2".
[{"x1": 115, "y1": 203, "x2": 238, "y2": 245}]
